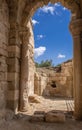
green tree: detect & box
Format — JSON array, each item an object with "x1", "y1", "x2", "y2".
[
  {"x1": 35, "y1": 62, "x2": 39, "y2": 67},
  {"x1": 35, "y1": 59, "x2": 54, "y2": 68}
]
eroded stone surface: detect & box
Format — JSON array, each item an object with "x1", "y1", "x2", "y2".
[
  {"x1": 0, "y1": 0, "x2": 82, "y2": 121},
  {"x1": 45, "y1": 111, "x2": 65, "y2": 123},
  {"x1": 34, "y1": 60, "x2": 73, "y2": 98},
  {"x1": 0, "y1": 0, "x2": 9, "y2": 112}
]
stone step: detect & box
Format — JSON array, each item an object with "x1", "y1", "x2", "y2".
[
  {"x1": 45, "y1": 111, "x2": 65, "y2": 123},
  {"x1": 29, "y1": 111, "x2": 66, "y2": 123}
]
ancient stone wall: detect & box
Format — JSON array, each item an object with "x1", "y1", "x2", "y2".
[
  {"x1": 0, "y1": 0, "x2": 9, "y2": 111},
  {"x1": 34, "y1": 60, "x2": 73, "y2": 98},
  {"x1": 0, "y1": 0, "x2": 81, "y2": 120}
]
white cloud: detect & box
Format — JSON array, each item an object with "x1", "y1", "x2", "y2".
[
  {"x1": 54, "y1": 3, "x2": 67, "y2": 11},
  {"x1": 40, "y1": 5, "x2": 55, "y2": 15},
  {"x1": 57, "y1": 54, "x2": 66, "y2": 58},
  {"x1": 34, "y1": 46, "x2": 46, "y2": 58},
  {"x1": 63, "y1": 7, "x2": 67, "y2": 11},
  {"x1": 39, "y1": 4, "x2": 62, "y2": 16},
  {"x1": 54, "y1": 3, "x2": 61, "y2": 7},
  {"x1": 38, "y1": 3, "x2": 67, "y2": 16},
  {"x1": 32, "y1": 19, "x2": 39, "y2": 25},
  {"x1": 37, "y1": 35, "x2": 45, "y2": 40}
]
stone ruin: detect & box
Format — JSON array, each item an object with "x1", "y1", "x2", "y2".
[
  {"x1": 34, "y1": 60, "x2": 73, "y2": 98},
  {"x1": 0, "y1": 0, "x2": 82, "y2": 120}
]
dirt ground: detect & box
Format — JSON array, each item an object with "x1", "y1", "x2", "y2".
[
  {"x1": 0, "y1": 118, "x2": 82, "y2": 130},
  {"x1": 0, "y1": 97, "x2": 82, "y2": 130}
]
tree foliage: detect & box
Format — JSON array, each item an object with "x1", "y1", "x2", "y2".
[{"x1": 35, "y1": 59, "x2": 54, "y2": 68}]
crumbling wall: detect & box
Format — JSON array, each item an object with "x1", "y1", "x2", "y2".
[{"x1": 34, "y1": 60, "x2": 73, "y2": 98}]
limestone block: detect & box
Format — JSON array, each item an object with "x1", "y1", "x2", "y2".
[
  {"x1": 0, "y1": 42, "x2": 7, "y2": 50},
  {"x1": 8, "y1": 46, "x2": 20, "y2": 53},
  {"x1": 7, "y1": 58, "x2": 20, "y2": 72},
  {"x1": 0, "y1": 82, "x2": 7, "y2": 109},
  {"x1": 0, "y1": 56, "x2": 7, "y2": 64},
  {"x1": 0, "y1": 72, "x2": 7, "y2": 81},
  {"x1": 0, "y1": 32, "x2": 8, "y2": 44},
  {"x1": 9, "y1": 38, "x2": 20, "y2": 46},
  {"x1": 0, "y1": 81, "x2": 8, "y2": 88},
  {"x1": 0, "y1": 48, "x2": 8, "y2": 57},
  {"x1": 0, "y1": 35, "x2": 8, "y2": 45},
  {"x1": 8, "y1": 52, "x2": 20, "y2": 58},
  {"x1": 7, "y1": 72, "x2": 19, "y2": 81},
  {"x1": 0, "y1": 22, "x2": 9, "y2": 36},
  {"x1": 8, "y1": 80, "x2": 19, "y2": 90},
  {"x1": 8, "y1": 45, "x2": 20, "y2": 58},
  {"x1": 45, "y1": 111, "x2": 65, "y2": 123},
  {"x1": 0, "y1": 0, "x2": 9, "y2": 26},
  {"x1": 7, "y1": 90, "x2": 19, "y2": 100},
  {"x1": 8, "y1": 64, "x2": 20, "y2": 72},
  {"x1": 0, "y1": 63, "x2": 7, "y2": 72},
  {"x1": 7, "y1": 58, "x2": 19, "y2": 65}
]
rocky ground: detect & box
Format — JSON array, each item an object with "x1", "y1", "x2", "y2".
[{"x1": 0, "y1": 96, "x2": 82, "y2": 130}]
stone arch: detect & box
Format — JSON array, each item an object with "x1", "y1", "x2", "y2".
[
  {"x1": 18, "y1": 0, "x2": 82, "y2": 120},
  {"x1": 20, "y1": 0, "x2": 80, "y2": 26},
  {"x1": 4, "y1": 0, "x2": 82, "y2": 120}
]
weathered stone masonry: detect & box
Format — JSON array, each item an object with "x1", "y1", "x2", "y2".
[
  {"x1": 0, "y1": 0, "x2": 82, "y2": 120},
  {"x1": 0, "y1": 0, "x2": 9, "y2": 111},
  {"x1": 35, "y1": 60, "x2": 73, "y2": 98}
]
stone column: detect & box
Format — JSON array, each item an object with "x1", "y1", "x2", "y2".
[
  {"x1": 20, "y1": 21, "x2": 34, "y2": 111},
  {"x1": 7, "y1": 22, "x2": 20, "y2": 113},
  {"x1": 70, "y1": 18, "x2": 82, "y2": 119},
  {"x1": 7, "y1": 1, "x2": 21, "y2": 113}
]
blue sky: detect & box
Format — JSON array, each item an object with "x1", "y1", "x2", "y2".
[{"x1": 32, "y1": 2, "x2": 73, "y2": 66}]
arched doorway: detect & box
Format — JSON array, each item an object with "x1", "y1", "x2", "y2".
[{"x1": 7, "y1": 0, "x2": 82, "y2": 120}]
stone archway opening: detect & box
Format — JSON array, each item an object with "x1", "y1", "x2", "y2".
[
  {"x1": 33, "y1": 2, "x2": 73, "y2": 99},
  {"x1": 19, "y1": 2, "x2": 75, "y2": 120},
  {"x1": 17, "y1": 0, "x2": 82, "y2": 120},
  {"x1": 0, "y1": 0, "x2": 82, "y2": 125},
  {"x1": 32, "y1": 2, "x2": 74, "y2": 116}
]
